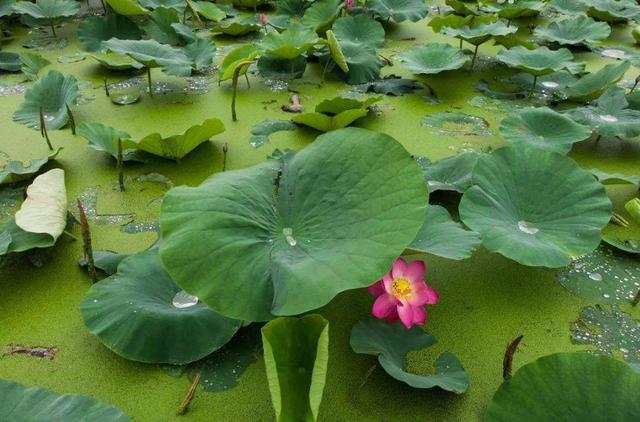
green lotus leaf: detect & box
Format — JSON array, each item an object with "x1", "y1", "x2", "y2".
[
  {"x1": 104, "y1": 0, "x2": 149, "y2": 15},
  {"x1": 188, "y1": 0, "x2": 226, "y2": 22},
  {"x1": 633, "y1": 26, "x2": 640, "y2": 44},
  {"x1": 568, "y1": 87, "x2": 640, "y2": 139},
  {"x1": 331, "y1": 15, "x2": 385, "y2": 84},
  {"x1": 492, "y1": 34, "x2": 540, "y2": 50},
  {"x1": 14, "y1": 168, "x2": 66, "y2": 241},
  {"x1": 249, "y1": 119, "x2": 297, "y2": 148},
  {"x1": 445, "y1": 0, "x2": 476, "y2": 16},
  {"x1": 0, "y1": 0, "x2": 16, "y2": 17},
  {"x1": 408, "y1": 205, "x2": 481, "y2": 260},
  {"x1": 482, "y1": 0, "x2": 544, "y2": 19},
  {"x1": 211, "y1": 18, "x2": 262, "y2": 36},
  {"x1": 301, "y1": 0, "x2": 342, "y2": 34},
  {"x1": 459, "y1": 146, "x2": 612, "y2": 267},
  {"x1": 159, "y1": 127, "x2": 427, "y2": 321},
  {"x1": 102, "y1": 38, "x2": 192, "y2": 76},
  {"x1": 315, "y1": 95, "x2": 382, "y2": 114},
  {"x1": 12, "y1": 0, "x2": 79, "y2": 20},
  {"x1": 627, "y1": 90, "x2": 640, "y2": 110},
  {"x1": 0, "y1": 148, "x2": 60, "y2": 185},
  {"x1": 89, "y1": 51, "x2": 144, "y2": 70},
  {"x1": 428, "y1": 14, "x2": 473, "y2": 33},
  {"x1": 262, "y1": 315, "x2": 329, "y2": 422},
  {"x1": 78, "y1": 14, "x2": 141, "y2": 52},
  {"x1": 76, "y1": 122, "x2": 136, "y2": 159},
  {"x1": 257, "y1": 55, "x2": 307, "y2": 80},
  {"x1": 0, "y1": 379, "x2": 129, "y2": 421},
  {"x1": 81, "y1": 249, "x2": 241, "y2": 365},
  {"x1": 13, "y1": 69, "x2": 78, "y2": 130},
  {"x1": 231, "y1": 0, "x2": 268, "y2": 9},
  {"x1": 354, "y1": 75, "x2": 423, "y2": 96},
  {"x1": 421, "y1": 111, "x2": 491, "y2": 136},
  {"x1": 550, "y1": 0, "x2": 588, "y2": 14},
  {"x1": 350, "y1": 320, "x2": 470, "y2": 393},
  {"x1": 218, "y1": 44, "x2": 258, "y2": 82},
  {"x1": 142, "y1": 6, "x2": 181, "y2": 45},
  {"x1": 497, "y1": 46, "x2": 584, "y2": 76},
  {"x1": 276, "y1": 0, "x2": 311, "y2": 17},
  {"x1": 0, "y1": 218, "x2": 54, "y2": 255},
  {"x1": 292, "y1": 108, "x2": 368, "y2": 132},
  {"x1": 442, "y1": 19, "x2": 517, "y2": 46},
  {"x1": 261, "y1": 26, "x2": 321, "y2": 60},
  {"x1": 534, "y1": 15, "x2": 610, "y2": 46},
  {"x1": 557, "y1": 243, "x2": 640, "y2": 302},
  {"x1": 366, "y1": 0, "x2": 429, "y2": 23},
  {"x1": 591, "y1": 168, "x2": 640, "y2": 186},
  {"x1": 184, "y1": 38, "x2": 216, "y2": 71},
  {"x1": 564, "y1": 60, "x2": 630, "y2": 101},
  {"x1": 123, "y1": 118, "x2": 225, "y2": 160},
  {"x1": 400, "y1": 43, "x2": 468, "y2": 75},
  {"x1": 0, "y1": 51, "x2": 20, "y2": 72},
  {"x1": 20, "y1": 51, "x2": 50, "y2": 80},
  {"x1": 485, "y1": 352, "x2": 640, "y2": 421},
  {"x1": 499, "y1": 107, "x2": 591, "y2": 154},
  {"x1": 418, "y1": 152, "x2": 480, "y2": 193},
  {"x1": 79, "y1": 250, "x2": 131, "y2": 276},
  {"x1": 139, "y1": 0, "x2": 185, "y2": 12},
  {"x1": 586, "y1": 0, "x2": 640, "y2": 22},
  {"x1": 326, "y1": 29, "x2": 348, "y2": 72}
]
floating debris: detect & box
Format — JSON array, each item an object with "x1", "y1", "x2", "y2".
[
  {"x1": 421, "y1": 111, "x2": 492, "y2": 137},
  {"x1": 3, "y1": 344, "x2": 58, "y2": 360}
]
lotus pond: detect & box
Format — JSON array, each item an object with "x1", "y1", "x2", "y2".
[{"x1": 0, "y1": 0, "x2": 639, "y2": 420}]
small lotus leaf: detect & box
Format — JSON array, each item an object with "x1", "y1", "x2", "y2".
[
  {"x1": 78, "y1": 14, "x2": 142, "y2": 52},
  {"x1": 366, "y1": 0, "x2": 429, "y2": 23},
  {"x1": 568, "y1": 87, "x2": 640, "y2": 139},
  {"x1": 104, "y1": 0, "x2": 149, "y2": 15},
  {"x1": 218, "y1": 44, "x2": 258, "y2": 81},
  {"x1": 586, "y1": 0, "x2": 640, "y2": 22},
  {"x1": 442, "y1": 19, "x2": 517, "y2": 46},
  {"x1": 211, "y1": 18, "x2": 262, "y2": 36},
  {"x1": 400, "y1": 43, "x2": 468, "y2": 75},
  {"x1": 143, "y1": 6, "x2": 181, "y2": 45},
  {"x1": 497, "y1": 46, "x2": 584, "y2": 76},
  {"x1": 0, "y1": 148, "x2": 60, "y2": 185},
  {"x1": 0, "y1": 51, "x2": 20, "y2": 72},
  {"x1": 20, "y1": 52, "x2": 50, "y2": 80},
  {"x1": 14, "y1": 168, "x2": 66, "y2": 240},
  {"x1": 418, "y1": 152, "x2": 480, "y2": 193},
  {"x1": 565, "y1": 60, "x2": 630, "y2": 101},
  {"x1": 534, "y1": 15, "x2": 611, "y2": 45},
  {"x1": 102, "y1": 38, "x2": 192, "y2": 76},
  {"x1": 261, "y1": 26, "x2": 321, "y2": 60},
  {"x1": 301, "y1": 0, "x2": 342, "y2": 34},
  {"x1": 12, "y1": 0, "x2": 79, "y2": 20}
]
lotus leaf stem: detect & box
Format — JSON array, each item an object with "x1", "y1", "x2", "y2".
[
  {"x1": 231, "y1": 60, "x2": 255, "y2": 122},
  {"x1": 146, "y1": 67, "x2": 153, "y2": 97},
  {"x1": 39, "y1": 107, "x2": 53, "y2": 151},
  {"x1": 117, "y1": 138, "x2": 125, "y2": 192},
  {"x1": 502, "y1": 334, "x2": 523, "y2": 381},
  {"x1": 77, "y1": 198, "x2": 97, "y2": 283},
  {"x1": 176, "y1": 372, "x2": 201, "y2": 415}
]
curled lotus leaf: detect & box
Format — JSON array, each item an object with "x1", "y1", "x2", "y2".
[{"x1": 534, "y1": 15, "x2": 611, "y2": 46}]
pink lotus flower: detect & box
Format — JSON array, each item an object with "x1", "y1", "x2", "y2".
[
  {"x1": 345, "y1": 0, "x2": 354, "y2": 9},
  {"x1": 368, "y1": 258, "x2": 439, "y2": 329},
  {"x1": 259, "y1": 13, "x2": 268, "y2": 26}
]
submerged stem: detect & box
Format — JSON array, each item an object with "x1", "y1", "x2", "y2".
[
  {"x1": 503, "y1": 334, "x2": 524, "y2": 381},
  {"x1": 146, "y1": 67, "x2": 153, "y2": 97},
  {"x1": 529, "y1": 75, "x2": 537, "y2": 98},
  {"x1": 117, "y1": 138, "x2": 125, "y2": 192},
  {"x1": 630, "y1": 75, "x2": 640, "y2": 93},
  {"x1": 77, "y1": 198, "x2": 97, "y2": 283},
  {"x1": 231, "y1": 60, "x2": 255, "y2": 122},
  {"x1": 39, "y1": 107, "x2": 53, "y2": 151},
  {"x1": 49, "y1": 19, "x2": 56, "y2": 37},
  {"x1": 103, "y1": 78, "x2": 110, "y2": 97},
  {"x1": 66, "y1": 103, "x2": 76, "y2": 135},
  {"x1": 176, "y1": 372, "x2": 201, "y2": 415},
  {"x1": 222, "y1": 142, "x2": 228, "y2": 171},
  {"x1": 470, "y1": 45, "x2": 479, "y2": 70}
]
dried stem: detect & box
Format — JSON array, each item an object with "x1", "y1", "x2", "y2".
[
  {"x1": 503, "y1": 335, "x2": 524, "y2": 381},
  {"x1": 77, "y1": 199, "x2": 97, "y2": 283},
  {"x1": 176, "y1": 372, "x2": 201, "y2": 415}
]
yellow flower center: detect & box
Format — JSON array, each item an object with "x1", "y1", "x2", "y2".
[{"x1": 392, "y1": 278, "x2": 412, "y2": 300}]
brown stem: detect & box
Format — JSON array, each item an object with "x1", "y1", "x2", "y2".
[
  {"x1": 176, "y1": 372, "x2": 201, "y2": 415},
  {"x1": 77, "y1": 199, "x2": 97, "y2": 283},
  {"x1": 503, "y1": 335, "x2": 524, "y2": 381},
  {"x1": 231, "y1": 60, "x2": 255, "y2": 122}
]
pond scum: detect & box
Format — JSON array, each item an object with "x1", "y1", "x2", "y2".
[{"x1": 0, "y1": 0, "x2": 640, "y2": 420}]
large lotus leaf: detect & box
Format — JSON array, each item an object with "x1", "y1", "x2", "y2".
[
  {"x1": 496, "y1": 46, "x2": 584, "y2": 76},
  {"x1": 586, "y1": 0, "x2": 640, "y2": 22},
  {"x1": 534, "y1": 15, "x2": 610, "y2": 46},
  {"x1": 276, "y1": 0, "x2": 310, "y2": 17},
  {"x1": 80, "y1": 250, "x2": 131, "y2": 276},
  {"x1": 20, "y1": 52, "x2": 51, "y2": 80},
  {"x1": 104, "y1": 0, "x2": 149, "y2": 15},
  {"x1": 338, "y1": 42, "x2": 384, "y2": 84},
  {"x1": 139, "y1": 0, "x2": 185, "y2": 12},
  {"x1": 102, "y1": 38, "x2": 192, "y2": 76},
  {"x1": 89, "y1": 52, "x2": 144, "y2": 70},
  {"x1": 159, "y1": 128, "x2": 427, "y2": 321},
  {"x1": 81, "y1": 249, "x2": 241, "y2": 365},
  {"x1": 257, "y1": 55, "x2": 307, "y2": 80},
  {"x1": 499, "y1": 107, "x2": 591, "y2": 154},
  {"x1": 218, "y1": 44, "x2": 258, "y2": 82},
  {"x1": 231, "y1": 0, "x2": 268, "y2": 9},
  {"x1": 591, "y1": 168, "x2": 640, "y2": 187},
  {"x1": 142, "y1": 6, "x2": 181, "y2": 45},
  {"x1": 442, "y1": 20, "x2": 517, "y2": 46},
  {"x1": 564, "y1": 60, "x2": 630, "y2": 102},
  {"x1": 417, "y1": 152, "x2": 480, "y2": 194},
  {"x1": 445, "y1": 0, "x2": 476, "y2": 16},
  {"x1": 0, "y1": 379, "x2": 128, "y2": 421},
  {"x1": 485, "y1": 352, "x2": 640, "y2": 421},
  {"x1": 400, "y1": 43, "x2": 468, "y2": 75},
  {"x1": 550, "y1": 0, "x2": 588, "y2": 13},
  {"x1": 301, "y1": 0, "x2": 342, "y2": 34},
  {"x1": 366, "y1": 0, "x2": 429, "y2": 23},
  {"x1": 12, "y1": 0, "x2": 79, "y2": 19},
  {"x1": 14, "y1": 168, "x2": 66, "y2": 240},
  {"x1": 76, "y1": 122, "x2": 135, "y2": 159},
  {"x1": 261, "y1": 27, "x2": 321, "y2": 60},
  {"x1": 428, "y1": 14, "x2": 473, "y2": 33},
  {"x1": 0, "y1": 218, "x2": 53, "y2": 255},
  {"x1": 292, "y1": 109, "x2": 368, "y2": 132},
  {"x1": 333, "y1": 14, "x2": 385, "y2": 49},
  {"x1": 408, "y1": 205, "x2": 481, "y2": 260},
  {"x1": 262, "y1": 315, "x2": 329, "y2": 422},
  {"x1": 0, "y1": 148, "x2": 60, "y2": 185},
  {"x1": 184, "y1": 38, "x2": 216, "y2": 71},
  {"x1": 78, "y1": 14, "x2": 141, "y2": 52},
  {"x1": 326, "y1": 29, "x2": 348, "y2": 72},
  {"x1": 314, "y1": 95, "x2": 382, "y2": 114},
  {"x1": 483, "y1": 0, "x2": 544, "y2": 19},
  {"x1": 13, "y1": 70, "x2": 78, "y2": 130},
  {"x1": 0, "y1": 51, "x2": 20, "y2": 72},
  {"x1": 568, "y1": 87, "x2": 640, "y2": 139},
  {"x1": 459, "y1": 146, "x2": 612, "y2": 267},
  {"x1": 350, "y1": 320, "x2": 469, "y2": 393},
  {"x1": 557, "y1": 244, "x2": 640, "y2": 303},
  {"x1": 211, "y1": 18, "x2": 262, "y2": 36},
  {"x1": 189, "y1": 1, "x2": 226, "y2": 22},
  {"x1": 0, "y1": 0, "x2": 15, "y2": 17},
  {"x1": 123, "y1": 118, "x2": 224, "y2": 160},
  {"x1": 354, "y1": 75, "x2": 423, "y2": 96},
  {"x1": 249, "y1": 119, "x2": 297, "y2": 148}
]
